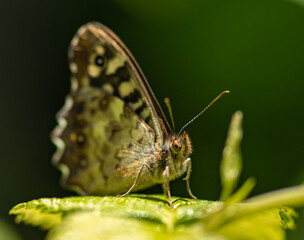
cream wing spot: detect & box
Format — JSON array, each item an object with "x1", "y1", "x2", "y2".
[
  {"x1": 88, "y1": 64, "x2": 102, "y2": 78},
  {"x1": 95, "y1": 46, "x2": 105, "y2": 55},
  {"x1": 70, "y1": 62, "x2": 78, "y2": 74},
  {"x1": 71, "y1": 77, "x2": 79, "y2": 91},
  {"x1": 105, "y1": 54, "x2": 125, "y2": 75},
  {"x1": 140, "y1": 107, "x2": 151, "y2": 120},
  {"x1": 118, "y1": 81, "x2": 135, "y2": 98},
  {"x1": 102, "y1": 83, "x2": 114, "y2": 94},
  {"x1": 130, "y1": 99, "x2": 144, "y2": 110}
]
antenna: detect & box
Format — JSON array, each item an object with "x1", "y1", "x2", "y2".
[
  {"x1": 164, "y1": 97, "x2": 176, "y2": 132},
  {"x1": 178, "y1": 90, "x2": 230, "y2": 135}
]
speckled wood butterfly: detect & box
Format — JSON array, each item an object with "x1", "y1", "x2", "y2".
[{"x1": 52, "y1": 22, "x2": 227, "y2": 207}]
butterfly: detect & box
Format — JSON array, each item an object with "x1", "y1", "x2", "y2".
[{"x1": 52, "y1": 22, "x2": 220, "y2": 207}]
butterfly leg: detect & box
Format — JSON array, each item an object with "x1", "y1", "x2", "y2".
[
  {"x1": 162, "y1": 183, "x2": 166, "y2": 196},
  {"x1": 117, "y1": 163, "x2": 148, "y2": 198},
  {"x1": 183, "y1": 158, "x2": 197, "y2": 199},
  {"x1": 162, "y1": 166, "x2": 173, "y2": 208}
]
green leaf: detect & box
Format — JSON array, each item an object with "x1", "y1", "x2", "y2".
[
  {"x1": 220, "y1": 111, "x2": 244, "y2": 201},
  {"x1": 9, "y1": 194, "x2": 302, "y2": 240},
  {"x1": 9, "y1": 195, "x2": 222, "y2": 230},
  {"x1": 10, "y1": 196, "x2": 225, "y2": 239}
]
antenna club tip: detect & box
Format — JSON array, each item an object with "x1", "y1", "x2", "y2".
[
  {"x1": 164, "y1": 97, "x2": 170, "y2": 103},
  {"x1": 224, "y1": 90, "x2": 230, "y2": 94}
]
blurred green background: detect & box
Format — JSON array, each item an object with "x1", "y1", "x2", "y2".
[{"x1": 1, "y1": 0, "x2": 304, "y2": 239}]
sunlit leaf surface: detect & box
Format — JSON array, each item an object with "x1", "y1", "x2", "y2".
[{"x1": 10, "y1": 195, "x2": 298, "y2": 240}]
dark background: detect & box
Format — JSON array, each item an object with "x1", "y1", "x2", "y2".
[{"x1": 1, "y1": 0, "x2": 304, "y2": 239}]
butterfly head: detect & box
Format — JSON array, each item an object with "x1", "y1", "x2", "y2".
[{"x1": 169, "y1": 131, "x2": 192, "y2": 160}]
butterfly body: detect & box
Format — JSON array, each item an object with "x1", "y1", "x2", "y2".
[{"x1": 52, "y1": 22, "x2": 194, "y2": 202}]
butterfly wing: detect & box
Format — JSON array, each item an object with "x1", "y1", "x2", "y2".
[
  {"x1": 69, "y1": 22, "x2": 172, "y2": 141},
  {"x1": 52, "y1": 22, "x2": 171, "y2": 195}
]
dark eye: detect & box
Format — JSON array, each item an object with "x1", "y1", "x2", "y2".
[
  {"x1": 173, "y1": 142, "x2": 181, "y2": 150},
  {"x1": 95, "y1": 56, "x2": 104, "y2": 66},
  {"x1": 171, "y1": 140, "x2": 182, "y2": 153}
]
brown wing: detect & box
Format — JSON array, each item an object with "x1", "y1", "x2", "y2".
[
  {"x1": 52, "y1": 87, "x2": 160, "y2": 195},
  {"x1": 69, "y1": 22, "x2": 172, "y2": 142},
  {"x1": 51, "y1": 22, "x2": 171, "y2": 195}
]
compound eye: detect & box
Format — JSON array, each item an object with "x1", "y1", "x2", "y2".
[
  {"x1": 171, "y1": 140, "x2": 182, "y2": 153},
  {"x1": 95, "y1": 55, "x2": 104, "y2": 66}
]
